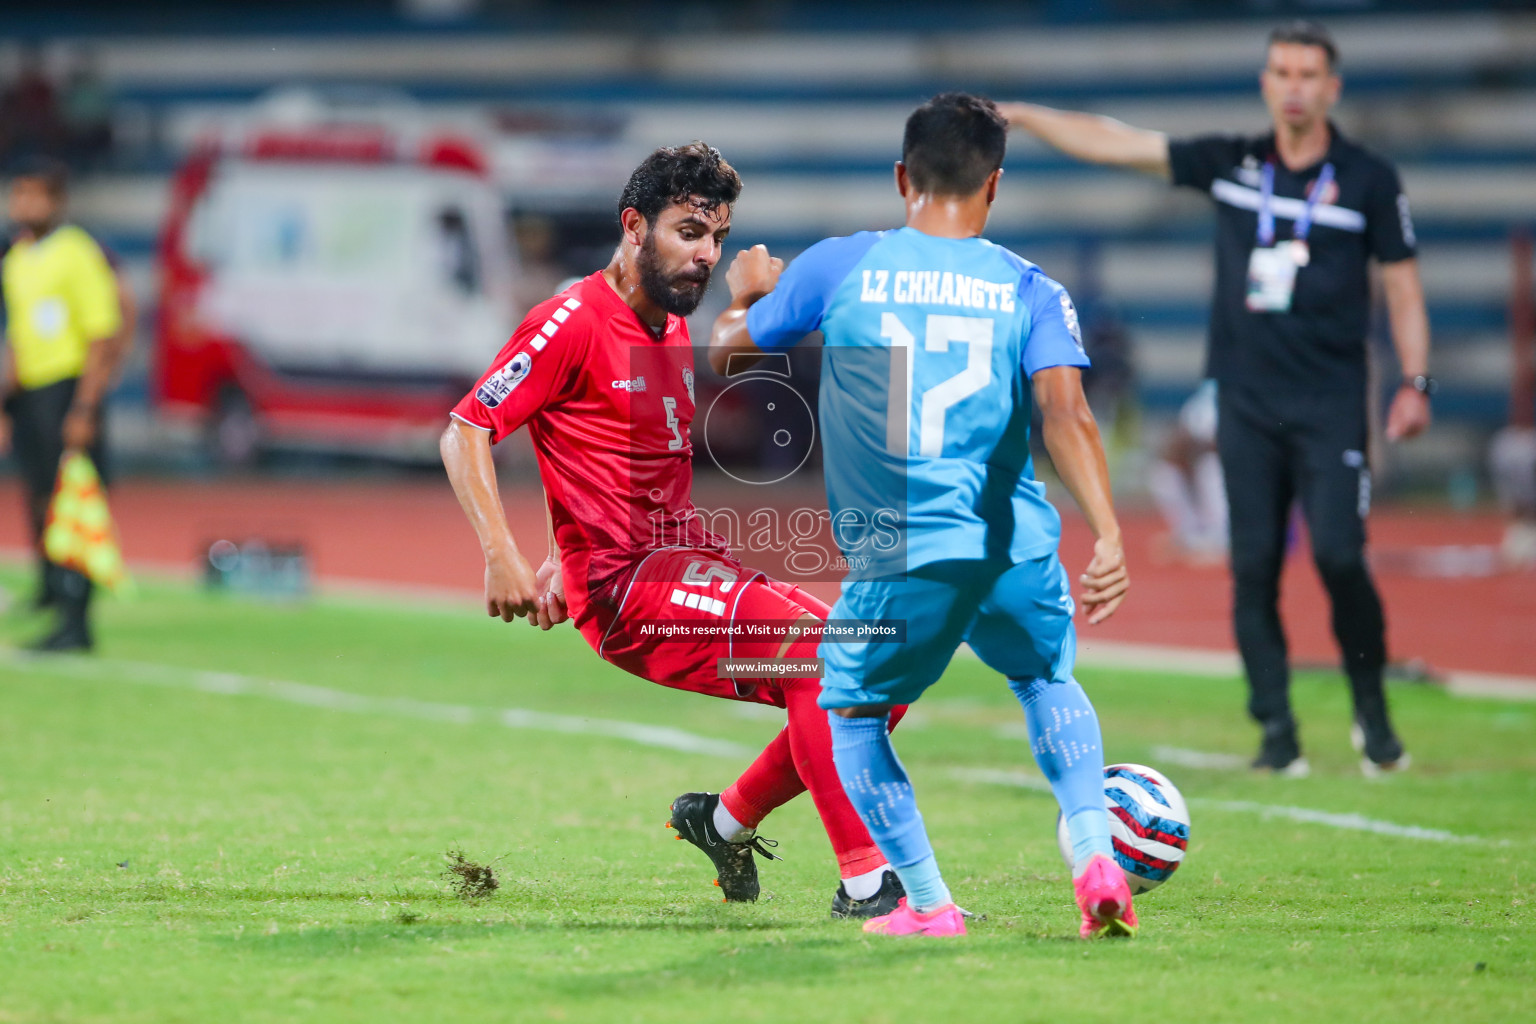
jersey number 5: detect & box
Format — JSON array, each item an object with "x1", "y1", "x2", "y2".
[
  {"x1": 662, "y1": 396, "x2": 685, "y2": 451},
  {"x1": 881, "y1": 312, "x2": 994, "y2": 457}
]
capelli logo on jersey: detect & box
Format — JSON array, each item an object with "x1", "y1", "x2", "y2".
[{"x1": 611, "y1": 376, "x2": 648, "y2": 393}]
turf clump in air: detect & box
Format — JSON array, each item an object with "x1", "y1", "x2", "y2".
[{"x1": 443, "y1": 849, "x2": 499, "y2": 900}]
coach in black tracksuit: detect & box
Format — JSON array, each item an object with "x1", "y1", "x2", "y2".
[{"x1": 1002, "y1": 21, "x2": 1432, "y2": 775}]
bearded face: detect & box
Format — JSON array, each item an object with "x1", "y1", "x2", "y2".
[
  {"x1": 636, "y1": 226, "x2": 713, "y2": 317},
  {"x1": 631, "y1": 195, "x2": 731, "y2": 318}
]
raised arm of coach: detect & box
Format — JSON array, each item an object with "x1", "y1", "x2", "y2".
[{"x1": 997, "y1": 27, "x2": 1431, "y2": 440}]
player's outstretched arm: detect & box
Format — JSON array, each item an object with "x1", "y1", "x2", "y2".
[
  {"x1": 997, "y1": 102, "x2": 1171, "y2": 178},
  {"x1": 439, "y1": 419, "x2": 540, "y2": 622},
  {"x1": 708, "y1": 244, "x2": 783, "y2": 376},
  {"x1": 1033, "y1": 366, "x2": 1130, "y2": 624}
]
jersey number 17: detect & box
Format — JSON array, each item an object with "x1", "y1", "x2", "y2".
[{"x1": 881, "y1": 312, "x2": 994, "y2": 457}]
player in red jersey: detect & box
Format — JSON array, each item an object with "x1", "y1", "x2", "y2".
[{"x1": 441, "y1": 143, "x2": 907, "y2": 917}]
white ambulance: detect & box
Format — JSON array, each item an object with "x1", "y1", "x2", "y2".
[{"x1": 155, "y1": 90, "x2": 518, "y2": 462}]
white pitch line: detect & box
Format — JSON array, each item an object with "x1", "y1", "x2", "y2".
[
  {"x1": 0, "y1": 650, "x2": 753, "y2": 760},
  {"x1": 1148, "y1": 745, "x2": 1250, "y2": 771},
  {"x1": 952, "y1": 639, "x2": 1243, "y2": 679},
  {"x1": 946, "y1": 766, "x2": 1500, "y2": 845},
  {"x1": 1072, "y1": 640, "x2": 1243, "y2": 678},
  {"x1": 4, "y1": 649, "x2": 1504, "y2": 846},
  {"x1": 1194, "y1": 798, "x2": 1492, "y2": 845},
  {"x1": 960, "y1": 639, "x2": 1536, "y2": 701},
  {"x1": 947, "y1": 767, "x2": 1053, "y2": 793},
  {"x1": 1440, "y1": 669, "x2": 1536, "y2": 702}
]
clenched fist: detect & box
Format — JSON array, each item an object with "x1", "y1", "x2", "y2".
[{"x1": 726, "y1": 244, "x2": 784, "y2": 307}]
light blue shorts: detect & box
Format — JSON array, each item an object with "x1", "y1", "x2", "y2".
[{"x1": 817, "y1": 555, "x2": 1077, "y2": 710}]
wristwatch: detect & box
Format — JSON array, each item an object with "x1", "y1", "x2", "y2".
[{"x1": 1404, "y1": 374, "x2": 1437, "y2": 396}]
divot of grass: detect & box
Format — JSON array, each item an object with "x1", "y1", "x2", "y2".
[{"x1": 442, "y1": 849, "x2": 500, "y2": 901}]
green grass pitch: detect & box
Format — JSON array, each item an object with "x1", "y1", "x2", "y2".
[{"x1": 0, "y1": 568, "x2": 1532, "y2": 1023}]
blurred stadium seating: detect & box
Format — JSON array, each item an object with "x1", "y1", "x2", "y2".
[{"x1": 2, "y1": 1, "x2": 1532, "y2": 491}]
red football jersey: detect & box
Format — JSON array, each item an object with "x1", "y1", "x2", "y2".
[{"x1": 451, "y1": 272, "x2": 735, "y2": 646}]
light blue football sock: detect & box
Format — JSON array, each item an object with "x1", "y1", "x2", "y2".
[
  {"x1": 1009, "y1": 677, "x2": 1114, "y2": 874},
  {"x1": 827, "y1": 712, "x2": 953, "y2": 912}
]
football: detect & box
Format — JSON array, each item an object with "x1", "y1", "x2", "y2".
[{"x1": 1057, "y1": 763, "x2": 1191, "y2": 894}]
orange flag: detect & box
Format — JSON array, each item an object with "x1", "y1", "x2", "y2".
[{"x1": 43, "y1": 453, "x2": 131, "y2": 594}]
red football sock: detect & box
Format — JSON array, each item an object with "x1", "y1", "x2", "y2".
[
  {"x1": 719, "y1": 727, "x2": 802, "y2": 830},
  {"x1": 720, "y1": 634, "x2": 907, "y2": 878}
]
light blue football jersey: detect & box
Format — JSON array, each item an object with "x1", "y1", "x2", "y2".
[{"x1": 746, "y1": 227, "x2": 1090, "y2": 575}]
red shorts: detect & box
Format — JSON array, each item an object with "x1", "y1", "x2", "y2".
[{"x1": 587, "y1": 548, "x2": 830, "y2": 707}]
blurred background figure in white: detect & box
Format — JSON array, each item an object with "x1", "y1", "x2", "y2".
[{"x1": 1148, "y1": 380, "x2": 1228, "y2": 565}]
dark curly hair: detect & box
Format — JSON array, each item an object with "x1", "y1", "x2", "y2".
[
  {"x1": 902, "y1": 92, "x2": 1008, "y2": 197},
  {"x1": 618, "y1": 141, "x2": 742, "y2": 225}
]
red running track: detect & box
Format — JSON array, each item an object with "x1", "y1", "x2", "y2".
[{"x1": 0, "y1": 477, "x2": 1530, "y2": 678}]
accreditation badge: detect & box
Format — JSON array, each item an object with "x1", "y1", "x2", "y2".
[
  {"x1": 1245, "y1": 243, "x2": 1301, "y2": 313},
  {"x1": 31, "y1": 296, "x2": 69, "y2": 339}
]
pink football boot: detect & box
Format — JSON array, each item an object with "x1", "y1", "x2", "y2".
[
  {"x1": 1074, "y1": 854, "x2": 1138, "y2": 938},
  {"x1": 861, "y1": 897, "x2": 967, "y2": 937}
]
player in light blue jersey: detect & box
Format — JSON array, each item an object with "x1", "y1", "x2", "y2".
[{"x1": 709, "y1": 93, "x2": 1136, "y2": 938}]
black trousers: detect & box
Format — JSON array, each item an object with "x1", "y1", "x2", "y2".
[
  {"x1": 4, "y1": 377, "x2": 108, "y2": 615},
  {"x1": 1216, "y1": 382, "x2": 1391, "y2": 734}
]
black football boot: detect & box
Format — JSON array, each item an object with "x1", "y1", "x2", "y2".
[
  {"x1": 666, "y1": 791, "x2": 780, "y2": 902},
  {"x1": 830, "y1": 869, "x2": 906, "y2": 919}
]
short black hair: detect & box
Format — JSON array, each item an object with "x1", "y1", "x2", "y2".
[
  {"x1": 9, "y1": 155, "x2": 68, "y2": 199},
  {"x1": 901, "y1": 92, "x2": 1008, "y2": 197},
  {"x1": 1268, "y1": 20, "x2": 1339, "y2": 71},
  {"x1": 618, "y1": 142, "x2": 741, "y2": 225}
]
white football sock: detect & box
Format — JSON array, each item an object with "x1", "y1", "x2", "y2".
[
  {"x1": 711, "y1": 798, "x2": 752, "y2": 843},
  {"x1": 842, "y1": 863, "x2": 892, "y2": 901}
]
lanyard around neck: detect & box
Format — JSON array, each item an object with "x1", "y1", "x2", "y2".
[{"x1": 1257, "y1": 161, "x2": 1335, "y2": 247}]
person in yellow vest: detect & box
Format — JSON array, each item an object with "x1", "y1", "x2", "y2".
[{"x1": 0, "y1": 158, "x2": 129, "y2": 651}]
